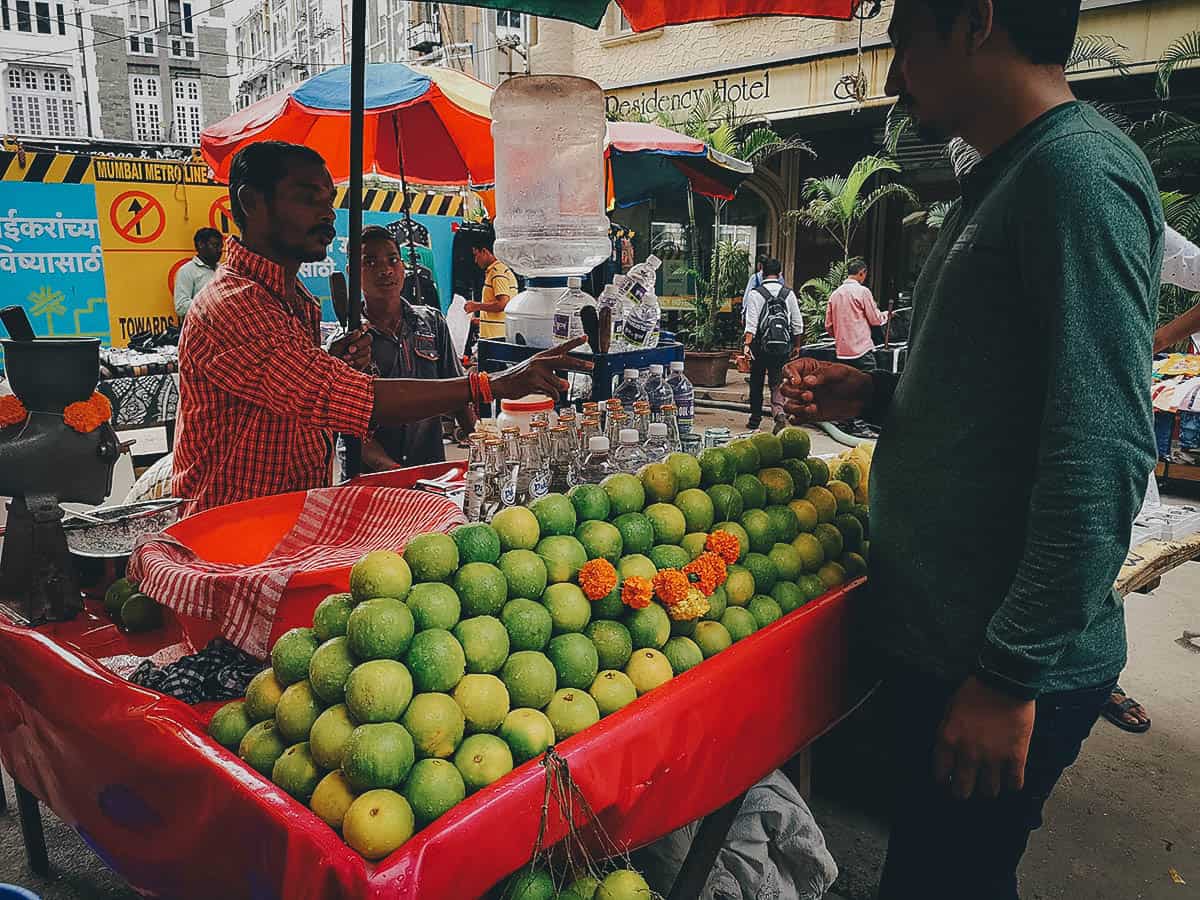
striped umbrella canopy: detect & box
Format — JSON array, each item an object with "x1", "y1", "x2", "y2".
[
  {"x1": 199, "y1": 63, "x2": 494, "y2": 186},
  {"x1": 606, "y1": 121, "x2": 753, "y2": 208},
  {"x1": 440, "y1": 0, "x2": 862, "y2": 29}
]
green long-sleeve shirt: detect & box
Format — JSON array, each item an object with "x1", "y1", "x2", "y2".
[{"x1": 866, "y1": 102, "x2": 1162, "y2": 699}]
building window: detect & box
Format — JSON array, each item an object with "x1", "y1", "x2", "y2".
[
  {"x1": 12, "y1": 0, "x2": 31, "y2": 32},
  {"x1": 496, "y1": 10, "x2": 521, "y2": 29},
  {"x1": 33, "y1": 0, "x2": 49, "y2": 32},
  {"x1": 128, "y1": 0, "x2": 156, "y2": 54},
  {"x1": 168, "y1": 0, "x2": 196, "y2": 58},
  {"x1": 171, "y1": 76, "x2": 202, "y2": 144},
  {"x1": 55, "y1": 1, "x2": 63, "y2": 34},
  {"x1": 5, "y1": 66, "x2": 76, "y2": 137},
  {"x1": 129, "y1": 73, "x2": 162, "y2": 141}
]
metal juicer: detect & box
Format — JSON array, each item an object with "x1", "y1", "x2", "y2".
[{"x1": 0, "y1": 308, "x2": 121, "y2": 624}]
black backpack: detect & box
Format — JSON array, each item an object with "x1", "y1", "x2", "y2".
[{"x1": 754, "y1": 284, "x2": 794, "y2": 365}]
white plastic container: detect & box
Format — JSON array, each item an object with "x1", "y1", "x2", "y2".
[
  {"x1": 505, "y1": 279, "x2": 565, "y2": 348},
  {"x1": 496, "y1": 395, "x2": 555, "y2": 433},
  {"x1": 491, "y1": 75, "x2": 612, "y2": 278}
]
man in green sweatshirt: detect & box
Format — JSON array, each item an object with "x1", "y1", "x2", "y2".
[{"x1": 783, "y1": 0, "x2": 1162, "y2": 896}]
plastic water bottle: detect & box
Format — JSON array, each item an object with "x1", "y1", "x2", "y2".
[
  {"x1": 623, "y1": 255, "x2": 662, "y2": 304},
  {"x1": 598, "y1": 275, "x2": 631, "y2": 351},
  {"x1": 621, "y1": 285, "x2": 662, "y2": 350},
  {"x1": 644, "y1": 422, "x2": 672, "y2": 462},
  {"x1": 553, "y1": 276, "x2": 591, "y2": 343},
  {"x1": 612, "y1": 428, "x2": 648, "y2": 474},
  {"x1": 574, "y1": 435, "x2": 616, "y2": 486},
  {"x1": 614, "y1": 367, "x2": 648, "y2": 414},
  {"x1": 643, "y1": 364, "x2": 673, "y2": 415},
  {"x1": 666, "y1": 361, "x2": 695, "y2": 435}
]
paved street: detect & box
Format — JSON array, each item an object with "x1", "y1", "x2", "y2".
[{"x1": 0, "y1": 405, "x2": 1196, "y2": 898}]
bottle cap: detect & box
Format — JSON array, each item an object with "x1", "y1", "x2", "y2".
[
  {"x1": 670, "y1": 361, "x2": 685, "y2": 372},
  {"x1": 567, "y1": 276, "x2": 582, "y2": 289},
  {"x1": 619, "y1": 428, "x2": 639, "y2": 443},
  {"x1": 649, "y1": 423, "x2": 668, "y2": 437},
  {"x1": 649, "y1": 364, "x2": 663, "y2": 376},
  {"x1": 588, "y1": 436, "x2": 609, "y2": 452},
  {"x1": 623, "y1": 368, "x2": 639, "y2": 379}
]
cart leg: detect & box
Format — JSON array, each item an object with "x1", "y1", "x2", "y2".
[
  {"x1": 14, "y1": 781, "x2": 49, "y2": 876},
  {"x1": 0, "y1": 765, "x2": 7, "y2": 812},
  {"x1": 665, "y1": 793, "x2": 744, "y2": 900}
]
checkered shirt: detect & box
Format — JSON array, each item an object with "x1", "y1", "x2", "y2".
[{"x1": 172, "y1": 238, "x2": 373, "y2": 513}]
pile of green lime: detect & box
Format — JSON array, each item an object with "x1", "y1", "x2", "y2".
[{"x1": 208, "y1": 443, "x2": 871, "y2": 862}]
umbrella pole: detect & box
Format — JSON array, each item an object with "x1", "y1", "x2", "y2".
[
  {"x1": 391, "y1": 117, "x2": 424, "y2": 306},
  {"x1": 343, "y1": 0, "x2": 366, "y2": 479}
]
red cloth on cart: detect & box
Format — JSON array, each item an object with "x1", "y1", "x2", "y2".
[{"x1": 127, "y1": 486, "x2": 464, "y2": 657}]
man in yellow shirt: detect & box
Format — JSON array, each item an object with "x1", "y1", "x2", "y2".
[{"x1": 465, "y1": 231, "x2": 518, "y2": 340}]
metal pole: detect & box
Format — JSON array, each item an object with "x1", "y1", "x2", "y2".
[
  {"x1": 390, "y1": 117, "x2": 424, "y2": 306},
  {"x1": 343, "y1": 0, "x2": 366, "y2": 479}
]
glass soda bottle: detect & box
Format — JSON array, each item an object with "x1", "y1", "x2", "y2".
[
  {"x1": 548, "y1": 425, "x2": 573, "y2": 492},
  {"x1": 632, "y1": 401, "x2": 652, "y2": 441},
  {"x1": 606, "y1": 411, "x2": 628, "y2": 449},
  {"x1": 520, "y1": 432, "x2": 549, "y2": 502},
  {"x1": 574, "y1": 435, "x2": 616, "y2": 486},
  {"x1": 659, "y1": 403, "x2": 682, "y2": 452},
  {"x1": 464, "y1": 434, "x2": 488, "y2": 521},
  {"x1": 483, "y1": 439, "x2": 508, "y2": 518}
]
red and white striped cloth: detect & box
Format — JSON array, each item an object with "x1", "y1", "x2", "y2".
[{"x1": 128, "y1": 486, "x2": 465, "y2": 658}]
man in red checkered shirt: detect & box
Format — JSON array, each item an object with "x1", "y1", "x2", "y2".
[{"x1": 173, "y1": 142, "x2": 588, "y2": 514}]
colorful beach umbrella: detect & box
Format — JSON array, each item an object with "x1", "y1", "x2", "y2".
[
  {"x1": 199, "y1": 63, "x2": 494, "y2": 187},
  {"x1": 606, "y1": 121, "x2": 753, "y2": 209},
  {"x1": 439, "y1": 0, "x2": 862, "y2": 30}
]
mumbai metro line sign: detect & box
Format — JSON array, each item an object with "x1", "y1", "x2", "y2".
[{"x1": 605, "y1": 71, "x2": 773, "y2": 120}]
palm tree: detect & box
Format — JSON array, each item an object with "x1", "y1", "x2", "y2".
[{"x1": 786, "y1": 156, "x2": 918, "y2": 265}]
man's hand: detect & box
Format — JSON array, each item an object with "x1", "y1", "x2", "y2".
[
  {"x1": 491, "y1": 336, "x2": 593, "y2": 401},
  {"x1": 779, "y1": 358, "x2": 872, "y2": 423},
  {"x1": 329, "y1": 326, "x2": 372, "y2": 371},
  {"x1": 463, "y1": 301, "x2": 481, "y2": 314},
  {"x1": 934, "y1": 676, "x2": 1036, "y2": 800}
]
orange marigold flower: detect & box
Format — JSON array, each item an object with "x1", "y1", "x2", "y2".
[
  {"x1": 578, "y1": 558, "x2": 618, "y2": 601},
  {"x1": 621, "y1": 575, "x2": 653, "y2": 610},
  {"x1": 705, "y1": 530, "x2": 741, "y2": 565},
  {"x1": 652, "y1": 569, "x2": 690, "y2": 606},
  {"x1": 62, "y1": 392, "x2": 112, "y2": 434},
  {"x1": 0, "y1": 394, "x2": 28, "y2": 428},
  {"x1": 683, "y1": 552, "x2": 729, "y2": 596}
]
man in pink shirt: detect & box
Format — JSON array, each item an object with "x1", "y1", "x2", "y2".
[{"x1": 826, "y1": 258, "x2": 889, "y2": 370}]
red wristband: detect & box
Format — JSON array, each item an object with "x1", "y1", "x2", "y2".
[
  {"x1": 468, "y1": 369, "x2": 480, "y2": 406},
  {"x1": 479, "y1": 371, "x2": 494, "y2": 405}
]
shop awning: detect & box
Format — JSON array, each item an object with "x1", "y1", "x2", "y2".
[
  {"x1": 439, "y1": 0, "x2": 863, "y2": 29},
  {"x1": 606, "y1": 121, "x2": 754, "y2": 208}
]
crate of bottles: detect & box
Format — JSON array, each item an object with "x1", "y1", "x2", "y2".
[{"x1": 476, "y1": 340, "x2": 686, "y2": 406}]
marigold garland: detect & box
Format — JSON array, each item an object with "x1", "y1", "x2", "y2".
[
  {"x1": 667, "y1": 586, "x2": 710, "y2": 622},
  {"x1": 705, "y1": 530, "x2": 741, "y2": 565},
  {"x1": 683, "y1": 552, "x2": 728, "y2": 596},
  {"x1": 652, "y1": 569, "x2": 690, "y2": 606},
  {"x1": 578, "y1": 558, "x2": 618, "y2": 601},
  {"x1": 0, "y1": 394, "x2": 28, "y2": 428},
  {"x1": 62, "y1": 392, "x2": 112, "y2": 434},
  {"x1": 621, "y1": 575, "x2": 653, "y2": 610}
]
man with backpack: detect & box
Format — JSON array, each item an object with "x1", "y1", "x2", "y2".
[{"x1": 742, "y1": 258, "x2": 804, "y2": 432}]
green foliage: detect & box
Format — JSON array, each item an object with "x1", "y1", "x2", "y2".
[
  {"x1": 1156, "y1": 30, "x2": 1200, "y2": 100},
  {"x1": 682, "y1": 240, "x2": 752, "y2": 350},
  {"x1": 786, "y1": 156, "x2": 918, "y2": 264}
]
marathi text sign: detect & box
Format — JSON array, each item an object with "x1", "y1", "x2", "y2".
[{"x1": 0, "y1": 183, "x2": 109, "y2": 341}]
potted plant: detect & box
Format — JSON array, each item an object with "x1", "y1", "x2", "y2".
[{"x1": 681, "y1": 239, "x2": 751, "y2": 387}]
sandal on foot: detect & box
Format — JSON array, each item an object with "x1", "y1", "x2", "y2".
[{"x1": 1101, "y1": 688, "x2": 1151, "y2": 733}]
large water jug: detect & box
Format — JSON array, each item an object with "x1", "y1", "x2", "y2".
[
  {"x1": 491, "y1": 76, "x2": 612, "y2": 278},
  {"x1": 505, "y1": 278, "x2": 565, "y2": 348}
]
